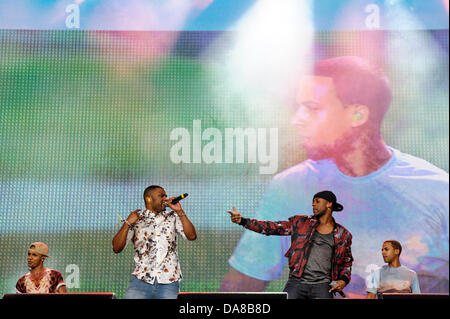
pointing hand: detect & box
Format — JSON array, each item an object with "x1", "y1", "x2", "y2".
[{"x1": 226, "y1": 206, "x2": 242, "y2": 224}]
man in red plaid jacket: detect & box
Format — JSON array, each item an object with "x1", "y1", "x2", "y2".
[{"x1": 227, "y1": 190, "x2": 353, "y2": 299}]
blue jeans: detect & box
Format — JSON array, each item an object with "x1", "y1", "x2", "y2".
[
  {"x1": 283, "y1": 279, "x2": 333, "y2": 299},
  {"x1": 124, "y1": 275, "x2": 179, "y2": 299}
]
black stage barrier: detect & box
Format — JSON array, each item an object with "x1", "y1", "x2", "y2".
[
  {"x1": 177, "y1": 292, "x2": 288, "y2": 299},
  {"x1": 381, "y1": 293, "x2": 449, "y2": 299},
  {"x1": 2, "y1": 293, "x2": 117, "y2": 299}
]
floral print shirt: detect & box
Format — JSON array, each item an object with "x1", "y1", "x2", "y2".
[{"x1": 126, "y1": 209, "x2": 186, "y2": 284}]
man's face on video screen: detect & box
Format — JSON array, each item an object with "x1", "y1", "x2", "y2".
[{"x1": 291, "y1": 76, "x2": 354, "y2": 159}]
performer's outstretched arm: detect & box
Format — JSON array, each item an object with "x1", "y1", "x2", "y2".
[{"x1": 227, "y1": 206, "x2": 292, "y2": 236}]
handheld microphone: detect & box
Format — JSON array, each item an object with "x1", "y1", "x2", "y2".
[
  {"x1": 330, "y1": 281, "x2": 346, "y2": 298},
  {"x1": 171, "y1": 193, "x2": 188, "y2": 204}
]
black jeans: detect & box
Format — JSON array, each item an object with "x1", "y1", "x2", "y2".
[{"x1": 283, "y1": 278, "x2": 333, "y2": 299}]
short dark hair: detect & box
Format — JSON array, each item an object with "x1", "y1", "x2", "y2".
[
  {"x1": 143, "y1": 185, "x2": 163, "y2": 201},
  {"x1": 384, "y1": 240, "x2": 402, "y2": 256},
  {"x1": 314, "y1": 56, "x2": 392, "y2": 129}
]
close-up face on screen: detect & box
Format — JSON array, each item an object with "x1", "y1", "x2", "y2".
[{"x1": 0, "y1": 0, "x2": 448, "y2": 300}]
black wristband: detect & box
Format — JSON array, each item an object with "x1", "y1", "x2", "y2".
[
  {"x1": 239, "y1": 218, "x2": 248, "y2": 226},
  {"x1": 338, "y1": 277, "x2": 350, "y2": 286}
]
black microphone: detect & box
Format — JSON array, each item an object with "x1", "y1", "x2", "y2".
[{"x1": 171, "y1": 193, "x2": 188, "y2": 204}]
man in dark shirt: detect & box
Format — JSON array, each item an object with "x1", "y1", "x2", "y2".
[
  {"x1": 227, "y1": 190, "x2": 353, "y2": 299},
  {"x1": 300, "y1": 230, "x2": 334, "y2": 284}
]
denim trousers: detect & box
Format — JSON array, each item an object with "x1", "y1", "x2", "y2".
[
  {"x1": 283, "y1": 278, "x2": 333, "y2": 299},
  {"x1": 124, "y1": 275, "x2": 180, "y2": 299}
]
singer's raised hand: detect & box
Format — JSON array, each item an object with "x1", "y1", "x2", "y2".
[
  {"x1": 126, "y1": 209, "x2": 142, "y2": 225},
  {"x1": 113, "y1": 209, "x2": 142, "y2": 253},
  {"x1": 226, "y1": 206, "x2": 242, "y2": 224}
]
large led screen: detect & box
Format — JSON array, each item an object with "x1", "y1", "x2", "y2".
[{"x1": 0, "y1": 27, "x2": 448, "y2": 298}]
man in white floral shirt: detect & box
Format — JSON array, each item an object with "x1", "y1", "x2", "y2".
[{"x1": 113, "y1": 185, "x2": 197, "y2": 299}]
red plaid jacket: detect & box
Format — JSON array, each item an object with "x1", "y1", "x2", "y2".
[{"x1": 241, "y1": 215, "x2": 353, "y2": 284}]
